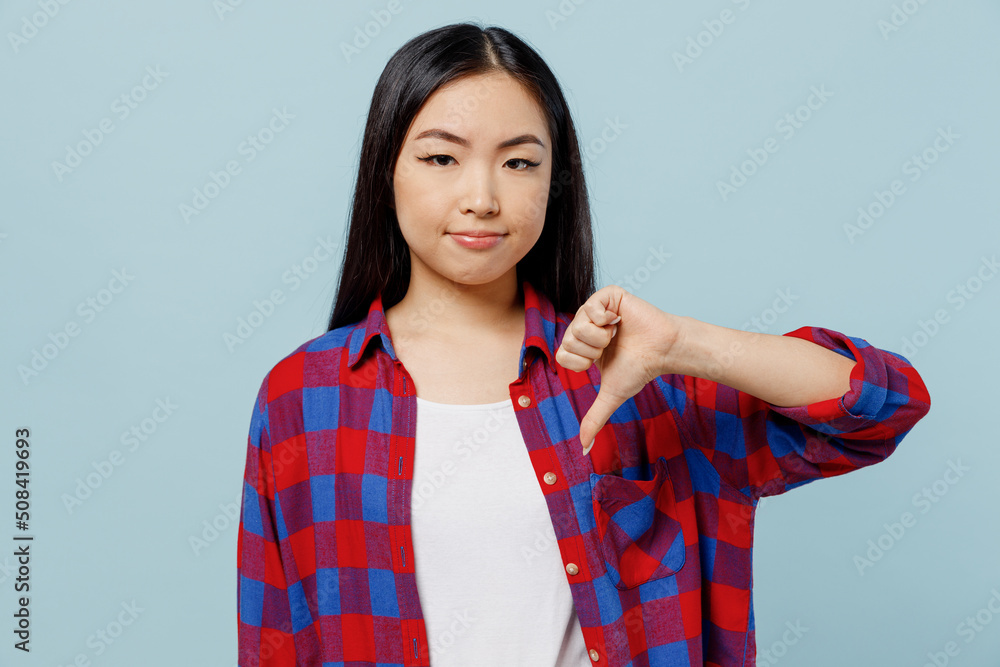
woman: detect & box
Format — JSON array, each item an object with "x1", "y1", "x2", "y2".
[{"x1": 237, "y1": 22, "x2": 931, "y2": 666}]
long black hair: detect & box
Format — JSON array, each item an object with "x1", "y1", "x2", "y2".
[{"x1": 326, "y1": 21, "x2": 596, "y2": 332}]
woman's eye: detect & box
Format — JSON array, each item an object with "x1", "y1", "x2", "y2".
[
  {"x1": 417, "y1": 155, "x2": 540, "y2": 170},
  {"x1": 418, "y1": 154, "x2": 455, "y2": 166},
  {"x1": 506, "y1": 158, "x2": 541, "y2": 170}
]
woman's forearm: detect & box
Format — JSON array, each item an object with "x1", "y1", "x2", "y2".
[{"x1": 661, "y1": 315, "x2": 856, "y2": 407}]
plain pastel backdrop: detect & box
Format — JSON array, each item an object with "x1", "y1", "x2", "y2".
[{"x1": 1, "y1": 1, "x2": 998, "y2": 665}]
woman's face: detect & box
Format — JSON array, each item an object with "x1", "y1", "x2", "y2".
[{"x1": 391, "y1": 72, "x2": 553, "y2": 290}]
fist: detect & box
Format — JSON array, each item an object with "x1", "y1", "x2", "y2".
[{"x1": 555, "y1": 285, "x2": 682, "y2": 455}]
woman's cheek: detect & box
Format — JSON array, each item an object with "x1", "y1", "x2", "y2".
[{"x1": 522, "y1": 185, "x2": 550, "y2": 223}]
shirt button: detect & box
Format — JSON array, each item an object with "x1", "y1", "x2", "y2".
[
  {"x1": 543, "y1": 472, "x2": 557, "y2": 485},
  {"x1": 565, "y1": 562, "x2": 579, "y2": 575},
  {"x1": 518, "y1": 395, "x2": 531, "y2": 407},
  {"x1": 589, "y1": 648, "x2": 600, "y2": 661}
]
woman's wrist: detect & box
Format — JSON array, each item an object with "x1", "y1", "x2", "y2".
[
  {"x1": 659, "y1": 315, "x2": 759, "y2": 385},
  {"x1": 659, "y1": 314, "x2": 713, "y2": 379}
]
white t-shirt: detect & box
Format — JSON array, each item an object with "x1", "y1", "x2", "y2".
[{"x1": 410, "y1": 396, "x2": 590, "y2": 666}]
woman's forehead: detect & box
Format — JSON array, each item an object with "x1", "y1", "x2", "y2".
[{"x1": 408, "y1": 74, "x2": 549, "y2": 143}]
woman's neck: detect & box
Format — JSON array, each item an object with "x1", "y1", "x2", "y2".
[{"x1": 386, "y1": 273, "x2": 524, "y2": 338}]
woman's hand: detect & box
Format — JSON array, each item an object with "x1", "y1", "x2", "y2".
[
  {"x1": 555, "y1": 285, "x2": 686, "y2": 455},
  {"x1": 557, "y1": 286, "x2": 859, "y2": 457}
]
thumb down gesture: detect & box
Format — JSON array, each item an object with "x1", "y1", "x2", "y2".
[{"x1": 555, "y1": 285, "x2": 684, "y2": 456}]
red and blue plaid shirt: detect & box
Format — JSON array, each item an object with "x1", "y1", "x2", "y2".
[{"x1": 237, "y1": 279, "x2": 931, "y2": 666}]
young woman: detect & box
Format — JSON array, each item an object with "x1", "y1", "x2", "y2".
[{"x1": 237, "y1": 22, "x2": 931, "y2": 666}]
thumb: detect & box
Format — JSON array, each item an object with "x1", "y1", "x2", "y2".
[{"x1": 580, "y1": 388, "x2": 626, "y2": 456}]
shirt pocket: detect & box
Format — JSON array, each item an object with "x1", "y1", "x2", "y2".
[{"x1": 589, "y1": 456, "x2": 686, "y2": 590}]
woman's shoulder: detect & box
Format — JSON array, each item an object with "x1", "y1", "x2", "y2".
[{"x1": 254, "y1": 320, "x2": 364, "y2": 402}]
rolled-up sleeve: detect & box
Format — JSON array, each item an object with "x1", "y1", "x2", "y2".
[{"x1": 652, "y1": 326, "x2": 932, "y2": 502}]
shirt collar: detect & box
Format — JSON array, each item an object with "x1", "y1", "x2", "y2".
[{"x1": 346, "y1": 278, "x2": 558, "y2": 375}]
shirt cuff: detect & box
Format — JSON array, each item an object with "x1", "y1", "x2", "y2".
[{"x1": 763, "y1": 326, "x2": 889, "y2": 434}]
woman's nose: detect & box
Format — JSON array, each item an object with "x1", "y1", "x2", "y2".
[{"x1": 461, "y1": 167, "x2": 498, "y2": 215}]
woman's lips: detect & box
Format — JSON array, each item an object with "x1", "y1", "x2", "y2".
[{"x1": 448, "y1": 233, "x2": 504, "y2": 249}]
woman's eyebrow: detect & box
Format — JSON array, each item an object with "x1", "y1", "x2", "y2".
[{"x1": 414, "y1": 128, "x2": 545, "y2": 149}]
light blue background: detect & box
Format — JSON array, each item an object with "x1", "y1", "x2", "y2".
[{"x1": 1, "y1": 1, "x2": 997, "y2": 665}]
